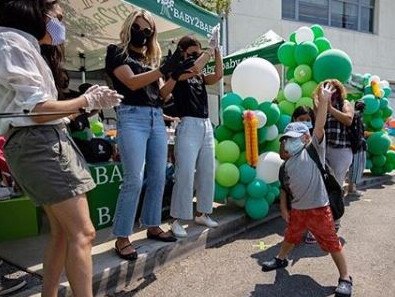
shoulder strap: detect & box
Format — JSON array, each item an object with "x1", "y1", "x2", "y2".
[{"x1": 306, "y1": 144, "x2": 327, "y2": 180}]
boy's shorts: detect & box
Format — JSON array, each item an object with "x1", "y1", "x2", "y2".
[{"x1": 284, "y1": 206, "x2": 342, "y2": 253}]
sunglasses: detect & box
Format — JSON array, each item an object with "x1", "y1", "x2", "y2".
[{"x1": 131, "y1": 23, "x2": 153, "y2": 37}]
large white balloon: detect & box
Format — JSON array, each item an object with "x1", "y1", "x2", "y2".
[
  {"x1": 254, "y1": 111, "x2": 267, "y2": 128},
  {"x1": 231, "y1": 57, "x2": 280, "y2": 103},
  {"x1": 256, "y1": 152, "x2": 283, "y2": 184},
  {"x1": 284, "y1": 83, "x2": 302, "y2": 103},
  {"x1": 265, "y1": 125, "x2": 279, "y2": 141},
  {"x1": 295, "y1": 26, "x2": 314, "y2": 44}
]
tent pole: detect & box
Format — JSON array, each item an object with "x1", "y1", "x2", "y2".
[
  {"x1": 281, "y1": 65, "x2": 285, "y2": 89},
  {"x1": 218, "y1": 16, "x2": 226, "y2": 125}
]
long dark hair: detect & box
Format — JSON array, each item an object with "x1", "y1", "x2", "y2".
[
  {"x1": 0, "y1": 0, "x2": 47, "y2": 40},
  {"x1": 40, "y1": 44, "x2": 65, "y2": 98}
]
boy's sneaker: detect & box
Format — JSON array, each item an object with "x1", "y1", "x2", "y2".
[
  {"x1": 261, "y1": 257, "x2": 288, "y2": 272},
  {"x1": 335, "y1": 276, "x2": 353, "y2": 297},
  {"x1": 0, "y1": 277, "x2": 27, "y2": 296},
  {"x1": 195, "y1": 214, "x2": 219, "y2": 228},
  {"x1": 171, "y1": 220, "x2": 187, "y2": 238}
]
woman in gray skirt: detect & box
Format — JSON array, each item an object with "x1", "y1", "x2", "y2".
[{"x1": 0, "y1": 1, "x2": 122, "y2": 296}]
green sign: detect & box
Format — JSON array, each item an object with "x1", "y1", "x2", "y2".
[
  {"x1": 87, "y1": 163, "x2": 123, "y2": 230},
  {"x1": 126, "y1": 0, "x2": 220, "y2": 36}
]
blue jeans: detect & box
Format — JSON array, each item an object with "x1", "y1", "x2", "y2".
[
  {"x1": 113, "y1": 105, "x2": 167, "y2": 237},
  {"x1": 170, "y1": 117, "x2": 215, "y2": 220}
]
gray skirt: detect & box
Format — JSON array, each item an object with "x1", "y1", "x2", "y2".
[{"x1": 4, "y1": 124, "x2": 96, "y2": 206}]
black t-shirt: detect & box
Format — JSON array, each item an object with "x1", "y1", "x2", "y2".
[
  {"x1": 172, "y1": 75, "x2": 208, "y2": 118},
  {"x1": 105, "y1": 44, "x2": 161, "y2": 107}
]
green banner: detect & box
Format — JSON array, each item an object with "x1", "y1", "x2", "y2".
[{"x1": 125, "y1": 0, "x2": 220, "y2": 36}]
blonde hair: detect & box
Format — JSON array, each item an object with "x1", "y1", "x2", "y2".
[
  {"x1": 313, "y1": 79, "x2": 347, "y2": 104},
  {"x1": 119, "y1": 9, "x2": 162, "y2": 67}
]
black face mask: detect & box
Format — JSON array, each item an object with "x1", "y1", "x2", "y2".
[{"x1": 130, "y1": 30, "x2": 147, "y2": 48}]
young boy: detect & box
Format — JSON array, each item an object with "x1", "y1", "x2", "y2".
[{"x1": 262, "y1": 82, "x2": 353, "y2": 297}]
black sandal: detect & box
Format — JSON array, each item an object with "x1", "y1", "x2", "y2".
[
  {"x1": 114, "y1": 242, "x2": 138, "y2": 261},
  {"x1": 147, "y1": 230, "x2": 177, "y2": 242}
]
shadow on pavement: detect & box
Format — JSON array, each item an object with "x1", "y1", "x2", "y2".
[{"x1": 249, "y1": 269, "x2": 336, "y2": 297}]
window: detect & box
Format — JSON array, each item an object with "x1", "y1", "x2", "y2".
[{"x1": 282, "y1": 0, "x2": 375, "y2": 33}]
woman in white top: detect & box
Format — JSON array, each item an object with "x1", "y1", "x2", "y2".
[{"x1": 0, "y1": 1, "x2": 121, "y2": 296}]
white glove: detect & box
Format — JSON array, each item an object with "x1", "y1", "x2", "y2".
[
  {"x1": 83, "y1": 85, "x2": 123, "y2": 112},
  {"x1": 208, "y1": 25, "x2": 220, "y2": 49}
]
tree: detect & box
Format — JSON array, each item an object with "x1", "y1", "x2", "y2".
[{"x1": 191, "y1": 0, "x2": 232, "y2": 16}]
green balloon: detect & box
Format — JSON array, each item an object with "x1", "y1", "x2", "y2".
[
  {"x1": 242, "y1": 97, "x2": 259, "y2": 110},
  {"x1": 258, "y1": 102, "x2": 281, "y2": 126},
  {"x1": 215, "y1": 125, "x2": 233, "y2": 142},
  {"x1": 363, "y1": 95, "x2": 380, "y2": 115},
  {"x1": 382, "y1": 106, "x2": 393, "y2": 119},
  {"x1": 384, "y1": 160, "x2": 393, "y2": 173},
  {"x1": 271, "y1": 186, "x2": 280, "y2": 198},
  {"x1": 314, "y1": 37, "x2": 331, "y2": 53},
  {"x1": 289, "y1": 32, "x2": 296, "y2": 43},
  {"x1": 239, "y1": 164, "x2": 257, "y2": 184},
  {"x1": 370, "y1": 166, "x2": 386, "y2": 176},
  {"x1": 363, "y1": 113, "x2": 372, "y2": 124},
  {"x1": 277, "y1": 114, "x2": 291, "y2": 133},
  {"x1": 370, "y1": 117, "x2": 384, "y2": 130},
  {"x1": 214, "y1": 182, "x2": 229, "y2": 203},
  {"x1": 313, "y1": 49, "x2": 352, "y2": 83},
  {"x1": 223, "y1": 105, "x2": 244, "y2": 132},
  {"x1": 247, "y1": 179, "x2": 269, "y2": 199},
  {"x1": 386, "y1": 151, "x2": 395, "y2": 166},
  {"x1": 294, "y1": 64, "x2": 312, "y2": 84},
  {"x1": 278, "y1": 101, "x2": 296, "y2": 116},
  {"x1": 233, "y1": 132, "x2": 246, "y2": 151},
  {"x1": 262, "y1": 136, "x2": 281, "y2": 153},
  {"x1": 230, "y1": 183, "x2": 247, "y2": 200},
  {"x1": 91, "y1": 121, "x2": 104, "y2": 136},
  {"x1": 245, "y1": 197, "x2": 269, "y2": 220},
  {"x1": 380, "y1": 98, "x2": 389, "y2": 109},
  {"x1": 276, "y1": 90, "x2": 286, "y2": 103},
  {"x1": 270, "y1": 181, "x2": 281, "y2": 188},
  {"x1": 372, "y1": 154, "x2": 386, "y2": 167},
  {"x1": 287, "y1": 67, "x2": 295, "y2": 81},
  {"x1": 364, "y1": 86, "x2": 372, "y2": 95},
  {"x1": 383, "y1": 87, "x2": 392, "y2": 97},
  {"x1": 221, "y1": 92, "x2": 243, "y2": 110},
  {"x1": 265, "y1": 192, "x2": 276, "y2": 205},
  {"x1": 258, "y1": 127, "x2": 267, "y2": 144},
  {"x1": 301, "y1": 81, "x2": 318, "y2": 98},
  {"x1": 365, "y1": 158, "x2": 373, "y2": 169},
  {"x1": 295, "y1": 42, "x2": 319, "y2": 65},
  {"x1": 216, "y1": 140, "x2": 240, "y2": 163},
  {"x1": 296, "y1": 97, "x2": 314, "y2": 109},
  {"x1": 311, "y1": 24, "x2": 324, "y2": 39},
  {"x1": 278, "y1": 42, "x2": 297, "y2": 67},
  {"x1": 215, "y1": 163, "x2": 240, "y2": 187},
  {"x1": 235, "y1": 151, "x2": 247, "y2": 167},
  {"x1": 367, "y1": 132, "x2": 391, "y2": 156}
]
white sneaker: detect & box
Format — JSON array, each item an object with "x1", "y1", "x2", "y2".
[
  {"x1": 171, "y1": 220, "x2": 187, "y2": 238},
  {"x1": 195, "y1": 214, "x2": 219, "y2": 228}
]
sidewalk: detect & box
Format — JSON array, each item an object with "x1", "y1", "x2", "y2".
[{"x1": 0, "y1": 172, "x2": 393, "y2": 297}]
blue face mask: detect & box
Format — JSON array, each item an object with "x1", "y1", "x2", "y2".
[
  {"x1": 46, "y1": 16, "x2": 66, "y2": 46},
  {"x1": 302, "y1": 121, "x2": 313, "y2": 129},
  {"x1": 284, "y1": 137, "x2": 305, "y2": 156}
]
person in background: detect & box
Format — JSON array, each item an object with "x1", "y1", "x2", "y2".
[
  {"x1": 106, "y1": 9, "x2": 193, "y2": 260},
  {"x1": 263, "y1": 82, "x2": 353, "y2": 297},
  {"x1": 160, "y1": 29, "x2": 223, "y2": 238},
  {"x1": 316, "y1": 79, "x2": 354, "y2": 231},
  {"x1": 0, "y1": 1, "x2": 122, "y2": 296},
  {"x1": 347, "y1": 101, "x2": 367, "y2": 196}
]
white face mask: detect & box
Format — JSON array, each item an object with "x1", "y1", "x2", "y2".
[
  {"x1": 46, "y1": 16, "x2": 66, "y2": 45},
  {"x1": 284, "y1": 137, "x2": 305, "y2": 156},
  {"x1": 302, "y1": 121, "x2": 313, "y2": 129}
]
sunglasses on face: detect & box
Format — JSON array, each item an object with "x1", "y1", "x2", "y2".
[{"x1": 131, "y1": 23, "x2": 153, "y2": 37}]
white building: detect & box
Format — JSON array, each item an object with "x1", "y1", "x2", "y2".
[{"x1": 227, "y1": 0, "x2": 395, "y2": 86}]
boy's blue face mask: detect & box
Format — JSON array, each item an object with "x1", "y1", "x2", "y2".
[
  {"x1": 284, "y1": 137, "x2": 305, "y2": 156},
  {"x1": 302, "y1": 121, "x2": 313, "y2": 129}
]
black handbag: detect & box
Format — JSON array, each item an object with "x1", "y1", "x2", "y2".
[{"x1": 306, "y1": 144, "x2": 345, "y2": 221}]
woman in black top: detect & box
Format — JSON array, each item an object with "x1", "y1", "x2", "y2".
[
  {"x1": 160, "y1": 33, "x2": 223, "y2": 237},
  {"x1": 105, "y1": 9, "x2": 191, "y2": 260}
]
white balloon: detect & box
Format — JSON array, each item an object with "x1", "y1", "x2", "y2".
[
  {"x1": 254, "y1": 111, "x2": 267, "y2": 128},
  {"x1": 284, "y1": 83, "x2": 302, "y2": 103},
  {"x1": 380, "y1": 80, "x2": 390, "y2": 88},
  {"x1": 265, "y1": 125, "x2": 279, "y2": 141},
  {"x1": 231, "y1": 57, "x2": 280, "y2": 103},
  {"x1": 256, "y1": 152, "x2": 284, "y2": 184},
  {"x1": 369, "y1": 75, "x2": 380, "y2": 83},
  {"x1": 295, "y1": 26, "x2": 314, "y2": 44}
]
